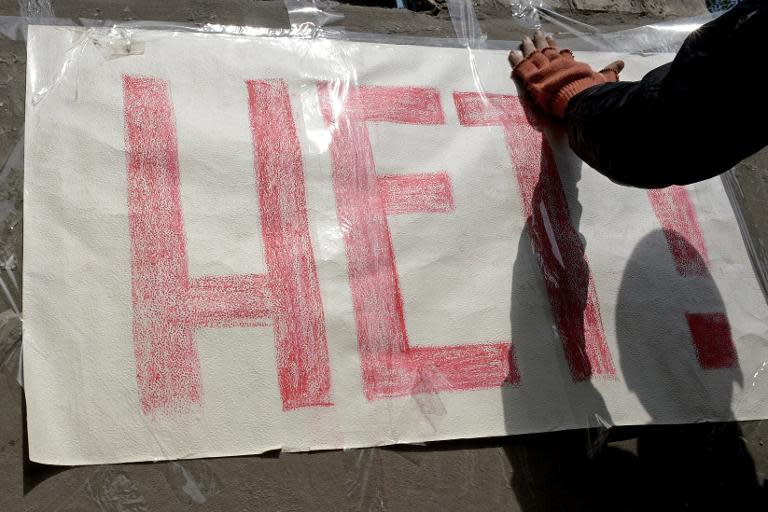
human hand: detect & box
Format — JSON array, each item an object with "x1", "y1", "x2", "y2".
[{"x1": 509, "y1": 31, "x2": 624, "y2": 118}]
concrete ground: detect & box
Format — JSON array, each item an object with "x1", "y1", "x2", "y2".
[{"x1": 1, "y1": 0, "x2": 767, "y2": 510}]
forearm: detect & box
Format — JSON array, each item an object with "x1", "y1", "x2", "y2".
[
  {"x1": 565, "y1": 66, "x2": 677, "y2": 188},
  {"x1": 565, "y1": 0, "x2": 768, "y2": 188}
]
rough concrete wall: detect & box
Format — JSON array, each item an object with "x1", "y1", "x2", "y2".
[{"x1": 570, "y1": 0, "x2": 707, "y2": 16}]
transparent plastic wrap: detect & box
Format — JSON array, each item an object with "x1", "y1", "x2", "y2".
[{"x1": 3, "y1": 1, "x2": 768, "y2": 510}]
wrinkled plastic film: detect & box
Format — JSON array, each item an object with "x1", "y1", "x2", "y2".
[
  {"x1": 14, "y1": 3, "x2": 764, "y2": 434},
  {"x1": 446, "y1": 0, "x2": 487, "y2": 48},
  {"x1": 163, "y1": 461, "x2": 224, "y2": 505},
  {"x1": 281, "y1": 20, "x2": 454, "y2": 445},
  {"x1": 443, "y1": 3, "x2": 640, "y2": 459},
  {"x1": 508, "y1": 0, "x2": 544, "y2": 27},
  {"x1": 5, "y1": 2, "x2": 768, "y2": 509},
  {"x1": 451, "y1": 0, "x2": 768, "y2": 463},
  {"x1": 555, "y1": 14, "x2": 718, "y2": 53},
  {"x1": 84, "y1": 466, "x2": 150, "y2": 511},
  {"x1": 9, "y1": 14, "x2": 454, "y2": 462},
  {"x1": 284, "y1": 0, "x2": 345, "y2": 36}
]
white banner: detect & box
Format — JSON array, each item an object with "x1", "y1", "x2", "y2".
[{"x1": 23, "y1": 26, "x2": 768, "y2": 465}]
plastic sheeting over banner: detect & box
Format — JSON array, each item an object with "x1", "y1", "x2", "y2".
[{"x1": 21, "y1": 24, "x2": 768, "y2": 465}]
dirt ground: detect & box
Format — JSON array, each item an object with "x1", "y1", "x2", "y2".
[{"x1": 1, "y1": 1, "x2": 767, "y2": 510}]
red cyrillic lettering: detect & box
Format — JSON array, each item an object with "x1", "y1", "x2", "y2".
[
  {"x1": 648, "y1": 186, "x2": 737, "y2": 368},
  {"x1": 454, "y1": 92, "x2": 615, "y2": 381},
  {"x1": 319, "y1": 83, "x2": 518, "y2": 400},
  {"x1": 124, "y1": 76, "x2": 331, "y2": 413}
]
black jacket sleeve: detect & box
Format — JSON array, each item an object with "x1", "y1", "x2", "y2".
[{"x1": 565, "y1": 0, "x2": 768, "y2": 188}]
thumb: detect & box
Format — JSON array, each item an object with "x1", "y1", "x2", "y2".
[{"x1": 599, "y1": 60, "x2": 624, "y2": 81}]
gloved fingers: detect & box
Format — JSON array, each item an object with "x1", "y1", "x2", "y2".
[
  {"x1": 528, "y1": 52, "x2": 550, "y2": 69},
  {"x1": 508, "y1": 50, "x2": 525, "y2": 67},
  {"x1": 512, "y1": 58, "x2": 540, "y2": 80},
  {"x1": 534, "y1": 62, "x2": 596, "y2": 91},
  {"x1": 521, "y1": 36, "x2": 536, "y2": 57},
  {"x1": 533, "y1": 30, "x2": 548, "y2": 50},
  {"x1": 599, "y1": 60, "x2": 625, "y2": 81},
  {"x1": 545, "y1": 35, "x2": 558, "y2": 50},
  {"x1": 542, "y1": 47, "x2": 560, "y2": 60}
]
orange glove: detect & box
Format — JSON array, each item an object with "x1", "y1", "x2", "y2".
[{"x1": 511, "y1": 44, "x2": 623, "y2": 119}]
